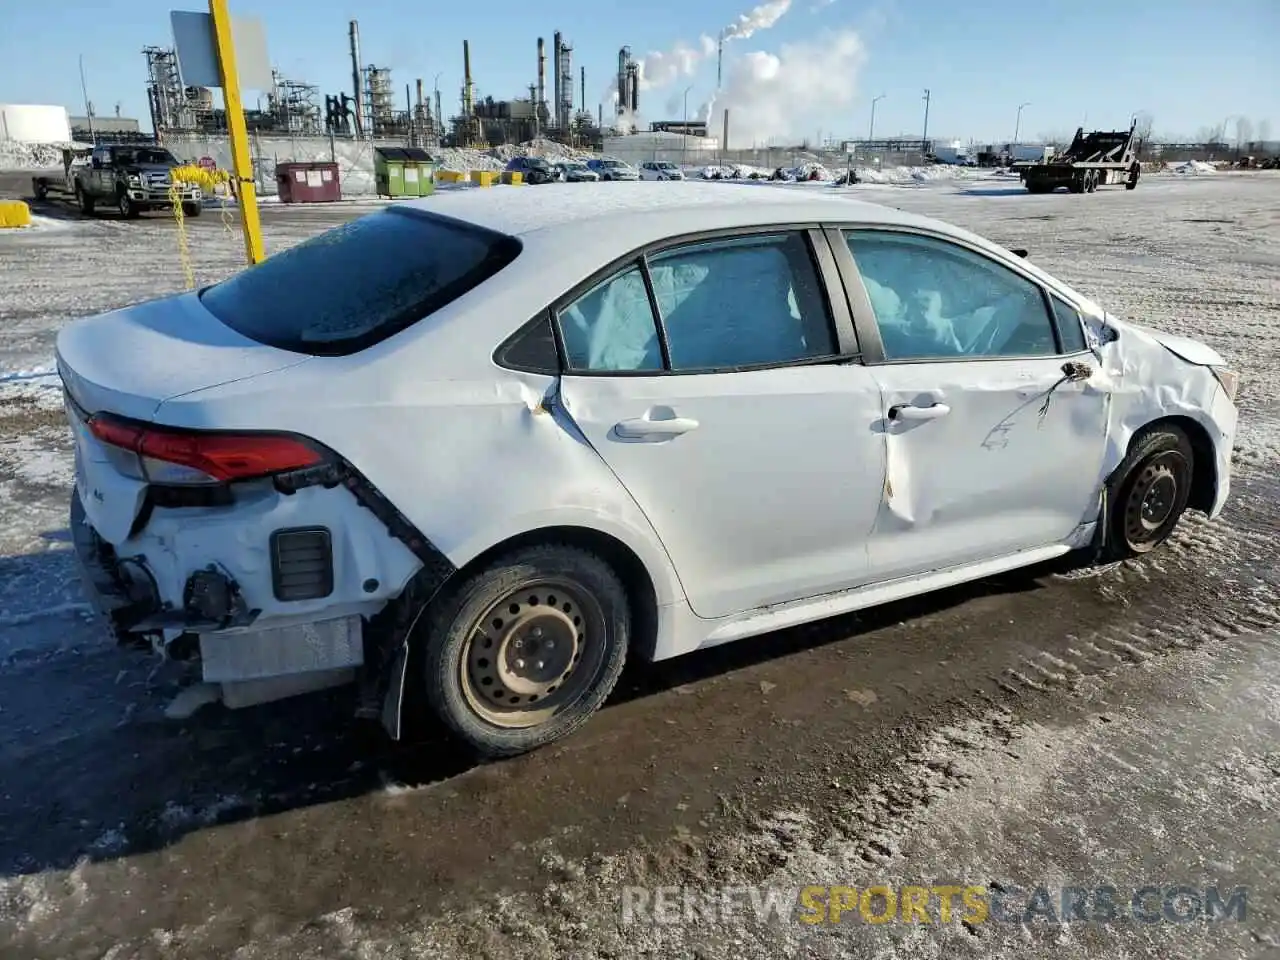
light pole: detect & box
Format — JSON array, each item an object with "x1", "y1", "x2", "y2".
[
  {"x1": 921, "y1": 88, "x2": 931, "y2": 157},
  {"x1": 682, "y1": 84, "x2": 694, "y2": 167},
  {"x1": 869, "y1": 93, "x2": 885, "y2": 141},
  {"x1": 1014, "y1": 101, "x2": 1030, "y2": 145},
  {"x1": 79, "y1": 54, "x2": 96, "y2": 144}
]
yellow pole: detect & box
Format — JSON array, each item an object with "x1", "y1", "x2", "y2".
[{"x1": 208, "y1": 0, "x2": 265, "y2": 265}]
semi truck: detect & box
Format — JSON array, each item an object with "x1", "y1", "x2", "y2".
[
  {"x1": 1021, "y1": 121, "x2": 1142, "y2": 194},
  {"x1": 32, "y1": 143, "x2": 202, "y2": 219}
]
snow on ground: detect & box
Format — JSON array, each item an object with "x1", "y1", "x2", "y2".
[{"x1": 1170, "y1": 159, "x2": 1217, "y2": 175}]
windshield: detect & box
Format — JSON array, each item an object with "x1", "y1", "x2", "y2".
[
  {"x1": 114, "y1": 147, "x2": 177, "y2": 166},
  {"x1": 602, "y1": 160, "x2": 625, "y2": 168},
  {"x1": 200, "y1": 207, "x2": 522, "y2": 356},
  {"x1": 656, "y1": 162, "x2": 677, "y2": 169}
]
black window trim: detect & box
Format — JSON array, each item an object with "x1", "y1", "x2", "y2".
[
  {"x1": 494, "y1": 222, "x2": 862, "y2": 377},
  {"x1": 824, "y1": 223, "x2": 1095, "y2": 366}
]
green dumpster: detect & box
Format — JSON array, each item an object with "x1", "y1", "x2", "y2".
[{"x1": 374, "y1": 147, "x2": 437, "y2": 198}]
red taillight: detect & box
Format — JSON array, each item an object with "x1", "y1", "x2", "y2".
[{"x1": 88, "y1": 414, "x2": 324, "y2": 483}]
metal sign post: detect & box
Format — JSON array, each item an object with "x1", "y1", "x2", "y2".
[
  {"x1": 172, "y1": 4, "x2": 269, "y2": 266},
  {"x1": 209, "y1": 0, "x2": 264, "y2": 265}
]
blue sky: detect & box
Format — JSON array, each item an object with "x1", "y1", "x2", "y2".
[{"x1": 2, "y1": 0, "x2": 1276, "y2": 144}]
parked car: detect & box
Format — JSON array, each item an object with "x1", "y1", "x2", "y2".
[
  {"x1": 503, "y1": 155, "x2": 557, "y2": 184},
  {"x1": 59, "y1": 182, "x2": 1238, "y2": 759},
  {"x1": 585, "y1": 157, "x2": 640, "y2": 181},
  {"x1": 639, "y1": 160, "x2": 686, "y2": 181},
  {"x1": 553, "y1": 160, "x2": 599, "y2": 182}
]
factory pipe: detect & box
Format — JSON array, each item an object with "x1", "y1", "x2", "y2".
[
  {"x1": 537, "y1": 37, "x2": 547, "y2": 129},
  {"x1": 348, "y1": 20, "x2": 364, "y2": 139},
  {"x1": 580, "y1": 65, "x2": 585, "y2": 113},
  {"x1": 553, "y1": 31, "x2": 563, "y2": 131},
  {"x1": 462, "y1": 39, "x2": 474, "y2": 116}
]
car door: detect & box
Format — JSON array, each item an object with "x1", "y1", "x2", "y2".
[
  {"x1": 831, "y1": 226, "x2": 1109, "y2": 581},
  {"x1": 554, "y1": 228, "x2": 887, "y2": 621},
  {"x1": 89, "y1": 147, "x2": 110, "y2": 197}
]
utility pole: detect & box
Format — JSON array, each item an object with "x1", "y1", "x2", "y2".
[
  {"x1": 869, "y1": 93, "x2": 885, "y2": 140},
  {"x1": 1014, "y1": 101, "x2": 1030, "y2": 145},
  {"x1": 78, "y1": 55, "x2": 96, "y2": 143},
  {"x1": 921, "y1": 88, "x2": 931, "y2": 156}
]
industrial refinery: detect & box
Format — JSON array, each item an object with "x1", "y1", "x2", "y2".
[{"x1": 137, "y1": 21, "x2": 651, "y2": 149}]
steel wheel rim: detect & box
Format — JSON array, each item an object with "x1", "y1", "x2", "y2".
[
  {"x1": 460, "y1": 578, "x2": 605, "y2": 729},
  {"x1": 119, "y1": 194, "x2": 130, "y2": 215},
  {"x1": 1123, "y1": 451, "x2": 1187, "y2": 550}
]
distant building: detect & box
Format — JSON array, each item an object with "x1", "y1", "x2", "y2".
[
  {"x1": 649, "y1": 120, "x2": 707, "y2": 137},
  {"x1": 70, "y1": 115, "x2": 143, "y2": 142}
]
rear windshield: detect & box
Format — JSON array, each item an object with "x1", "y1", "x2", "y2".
[{"x1": 200, "y1": 207, "x2": 522, "y2": 355}]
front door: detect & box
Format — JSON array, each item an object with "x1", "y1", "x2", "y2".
[
  {"x1": 838, "y1": 228, "x2": 1109, "y2": 580},
  {"x1": 556, "y1": 229, "x2": 887, "y2": 620}
]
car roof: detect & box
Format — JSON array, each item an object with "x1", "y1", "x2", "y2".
[{"x1": 402, "y1": 181, "x2": 936, "y2": 245}]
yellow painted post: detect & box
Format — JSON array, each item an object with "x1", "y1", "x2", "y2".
[{"x1": 209, "y1": 0, "x2": 265, "y2": 265}]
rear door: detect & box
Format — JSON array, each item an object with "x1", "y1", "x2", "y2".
[
  {"x1": 828, "y1": 226, "x2": 1109, "y2": 581},
  {"x1": 555, "y1": 227, "x2": 887, "y2": 621}
]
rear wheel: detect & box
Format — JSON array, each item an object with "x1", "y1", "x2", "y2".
[
  {"x1": 1126, "y1": 163, "x2": 1140, "y2": 190},
  {"x1": 1085, "y1": 170, "x2": 1098, "y2": 193},
  {"x1": 76, "y1": 184, "x2": 95, "y2": 215},
  {"x1": 1100, "y1": 425, "x2": 1194, "y2": 560},
  {"x1": 420, "y1": 544, "x2": 630, "y2": 758}
]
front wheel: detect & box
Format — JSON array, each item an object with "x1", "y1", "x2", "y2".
[
  {"x1": 1125, "y1": 164, "x2": 1140, "y2": 190},
  {"x1": 117, "y1": 190, "x2": 139, "y2": 219},
  {"x1": 420, "y1": 544, "x2": 630, "y2": 758},
  {"x1": 76, "y1": 184, "x2": 95, "y2": 215},
  {"x1": 182, "y1": 201, "x2": 202, "y2": 218},
  {"x1": 1100, "y1": 426, "x2": 1194, "y2": 561}
]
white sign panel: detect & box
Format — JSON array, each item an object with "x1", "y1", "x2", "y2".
[{"x1": 171, "y1": 10, "x2": 272, "y2": 92}]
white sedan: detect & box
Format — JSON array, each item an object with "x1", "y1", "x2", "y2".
[
  {"x1": 639, "y1": 160, "x2": 686, "y2": 181},
  {"x1": 57, "y1": 182, "x2": 1238, "y2": 757}
]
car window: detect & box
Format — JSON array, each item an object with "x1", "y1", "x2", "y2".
[
  {"x1": 200, "y1": 207, "x2": 521, "y2": 356},
  {"x1": 558, "y1": 266, "x2": 662, "y2": 372},
  {"x1": 844, "y1": 230, "x2": 1058, "y2": 360},
  {"x1": 648, "y1": 233, "x2": 836, "y2": 370},
  {"x1": 1049, "y1": 295, "x2": 1088, "y2": 353}
]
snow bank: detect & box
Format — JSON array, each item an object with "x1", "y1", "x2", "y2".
[
  {"x1": 1171, "y1": 160, "x2": 1217, "y2": 175},
  {"x1": 0, "y1": 140, "x2": 79, "y2": 171},
  {"x1": 857, "y1": 164, "x2": 979, "y2": 184}
]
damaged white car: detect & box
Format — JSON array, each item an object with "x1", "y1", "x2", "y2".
[{"x1": 58, "y1": 182, "x2": 1239, "y2": 757}]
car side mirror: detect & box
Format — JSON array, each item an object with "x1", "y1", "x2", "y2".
[{"x1": 1011, "y1": 248, "x2": 1029, "y2": 258}]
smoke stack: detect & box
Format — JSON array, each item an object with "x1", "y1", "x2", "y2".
[
  {"x1": 416, "y1": 78, "x2": 425, "y2": 116},
  {"x1": 722, "y1": 108, "x2": 730, "y2": 152},
  {"x1": 552, "y1": 31, "x2": 563, "y2": 130},
  {"x1": 462, "y1": 39, "x2": 474, "y2": 116},
  {"x1": 537, "y1": 37, "x2": 547, "y2": 125},
  {"x1": 348, "y1": 20, "x2": 364, "y2": 138},
  {"x1": 580, "y1": 65, "x2": 585, "y2": 112}
]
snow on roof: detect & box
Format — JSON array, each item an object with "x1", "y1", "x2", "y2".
[{"x1": 402, "y1": 180, "x2": 927, "y2": 241}]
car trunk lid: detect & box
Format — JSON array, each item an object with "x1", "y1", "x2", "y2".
[
  {"x1": 56, "y1": 292, "x2": 311, "y2": 543},
  {"x1": 56, "y1": 291, "x2": 311, "y2": 422}
]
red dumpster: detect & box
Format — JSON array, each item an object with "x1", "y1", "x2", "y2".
[{"x1": 275, "y1": 162, "x2": 342, "y2": 203}]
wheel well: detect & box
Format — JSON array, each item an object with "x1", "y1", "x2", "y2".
[
  {"x1": 456, "y1": 526, "x2": 661, "y2": 661},
  {"x1": 1128, "y1": 415, "x2": 1217, "y2": 513}
]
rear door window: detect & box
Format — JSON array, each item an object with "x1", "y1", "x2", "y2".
[{"x1": 200, "y1": 207, "x2": 521, "y2": 355}]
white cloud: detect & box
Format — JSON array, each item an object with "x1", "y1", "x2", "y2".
[{"x1": 704, "y1": 29, "x2": 866, "y2": 145}]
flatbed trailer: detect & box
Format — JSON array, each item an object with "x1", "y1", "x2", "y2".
[{"x1": 1022, "y1": 121, "x2": 1142, "y2": 194}]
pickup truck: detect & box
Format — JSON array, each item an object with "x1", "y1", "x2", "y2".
[{"x1": 34, "y1": 143, "x2": 203, "y2": 219}]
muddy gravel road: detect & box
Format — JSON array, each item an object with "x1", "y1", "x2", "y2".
[{"x1": 1, "y1": 172, "x2": 1278, "y2": 958}]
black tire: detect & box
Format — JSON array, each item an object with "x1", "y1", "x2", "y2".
[
  {"x1": 1085, "y1": 171, "x2": 1097, "y2": 193},
  {"x1": 117, "y1": 190, "x2": 139, "y2": 219},
  {"x1": 1125, "y1": 164, "x2": 1140, "y2": 190},
  {"x1": 1099, "y1": 425, "x2": 1194, "y2": 561},
  {"x1": 419, "y1": 544, "x2": 630, "y2": 758},
  {"x1": 33, "y1": 181, "x2": 48, "y2": 201},
  {"x1": 76, "y1": 184, "x2": 95, "y2": 215},
  {"x1": 182, "y1": 201, "x2": 203, "y2": 218}
]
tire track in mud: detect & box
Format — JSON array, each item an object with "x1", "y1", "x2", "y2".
[{"x1": 794, "y1": 467, "x2": 1280, "y2": 878}]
